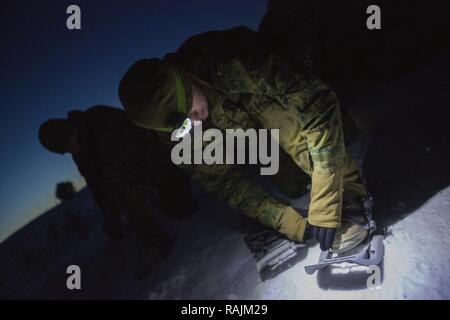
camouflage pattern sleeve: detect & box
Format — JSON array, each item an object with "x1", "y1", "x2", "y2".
[
  {"x1": 182, "y1": 162, "x2": 308, "y2": 242},
  {"x1": 247, "y1": 54, "x2": 346, "y2": 228},
  {"x1": 296, "y1": 83, "x2": 345, "y2": 229}
]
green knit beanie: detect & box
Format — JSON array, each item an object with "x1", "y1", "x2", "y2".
[{"x1": 118, "y1": 58, "x2": 192, "y2": 132}]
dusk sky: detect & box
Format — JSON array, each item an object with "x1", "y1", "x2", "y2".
[{"x1": 0, "y1": 0, "x2": 266, "y2": 243}]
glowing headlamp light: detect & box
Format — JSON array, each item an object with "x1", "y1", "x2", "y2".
[{"x1": 174, "y1": 118, "x2": 192, "y2": 138}]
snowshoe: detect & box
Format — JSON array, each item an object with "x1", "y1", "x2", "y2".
[
  {"x1": 305, "y1": 193, "x2": 385, "y2": 274},
  {"x1": 244, "y1": 227, "x2": 306, "y2": 281},
  {"x1": 305, "y1": 235, "x2": 384, "y2": 274}
]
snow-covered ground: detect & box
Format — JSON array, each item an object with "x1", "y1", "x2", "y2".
[
  {"x1": 146, "y1": 185, "x2": 450, "y2": 300},
  {"x1": 1, "y1": 55, "x2": 449, "y2": 300},
  {"x1": 3, "y1": 183, "x2": 448, "y2": 299}
]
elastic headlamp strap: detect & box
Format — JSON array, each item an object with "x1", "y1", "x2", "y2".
[
  {"x1": 173, "y1": 68, "x2": 186, "y2": 114},
  {"x1": 157, "y1": 68, "x2": 187, "y2": 133}
]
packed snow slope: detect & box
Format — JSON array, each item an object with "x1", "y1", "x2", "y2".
[{"x1": 1, "y1": 55, "x2": 449, "y2": 300}]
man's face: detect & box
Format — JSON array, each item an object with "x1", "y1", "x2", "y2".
[{"x1": 188, "y1": 83, "x2": 209, "y2": 126}]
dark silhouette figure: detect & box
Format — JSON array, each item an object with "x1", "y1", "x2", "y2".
[
  {"x1": 39, "y1": 106, "x2": 197, "y2": 255},
  {"x1": 55, "y1": 181, "x2": 76, "y2": 202}
]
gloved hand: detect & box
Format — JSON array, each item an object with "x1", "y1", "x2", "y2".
[{"x1": 313, "y1": 226, "x2": 336, "y2": 251}]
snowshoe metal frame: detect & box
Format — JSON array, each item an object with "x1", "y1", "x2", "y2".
[
  {"x1": 305, "y1": 192, "x2": 385, "y2": 274},
  {"x1": 304, "y1": 235, "x2": 384, "y2": 274},
  {"x1": 255, "y1": 239, "x2": 305, "y2": 273},
  {"x1": 244, "y1": 229, "x2": 305, "y2": 280}
]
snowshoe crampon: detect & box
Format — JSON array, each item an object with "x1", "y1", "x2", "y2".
[
  {"x1": 304, "y1": 193, "x2": 385, "y2": 275},
  {"x1": 304, "y1": 235, "x2": 384, "y2": 275},
  {"x1": 244, "y1": 228, "x2": 306, "y2": 281}
]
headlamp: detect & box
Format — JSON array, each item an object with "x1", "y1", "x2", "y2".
[{"x1": 174, "y1": 117, "x2": 192, "y2": 138}]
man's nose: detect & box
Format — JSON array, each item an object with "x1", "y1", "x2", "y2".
[{"x1": 200, "y1": 108, "x2": 208, "y2": 120}]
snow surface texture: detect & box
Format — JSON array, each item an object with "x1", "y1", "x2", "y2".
[
  {"x1": 143, "y1": 187, "x2": 450, "y2": 300},
  {"x1": 1, "y1": 55, "x2": 449, "y2": 300}
]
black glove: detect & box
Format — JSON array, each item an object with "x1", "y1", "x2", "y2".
[{"x1": 313, "y1": 226, "x2": 337, "y2": 251}]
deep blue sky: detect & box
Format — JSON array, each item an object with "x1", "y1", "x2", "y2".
[{"x1": 0, "y1": 0, "x2": 266, "y2": 243}]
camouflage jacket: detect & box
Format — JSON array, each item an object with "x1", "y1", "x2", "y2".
[{"x1": 164, "y1": 27, "x2": 347, "y2": 231}]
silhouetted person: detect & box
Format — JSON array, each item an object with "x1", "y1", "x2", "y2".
[
  {"x1": 39, "y1": 105, "x2": 197, "y2": 257},
  {"x1": 55, "y1": 181, "x2": 76, "y2": 202}
]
